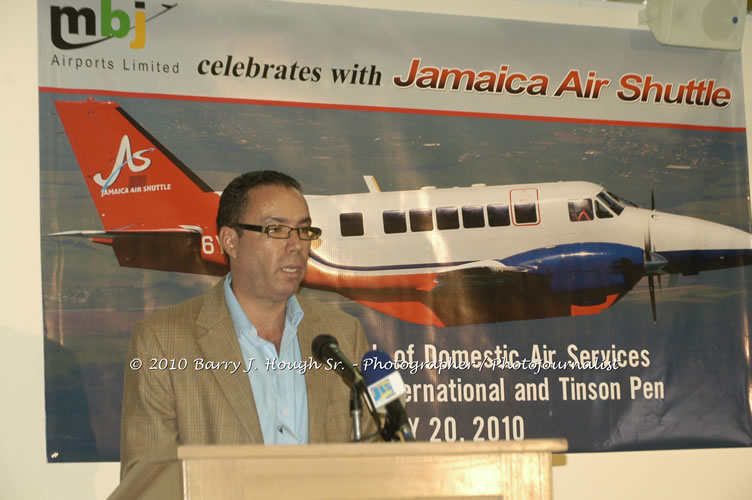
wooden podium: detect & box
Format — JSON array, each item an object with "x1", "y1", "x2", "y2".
[{"x1": 109, "y1": 439, "x2": 567, "y2": 500}]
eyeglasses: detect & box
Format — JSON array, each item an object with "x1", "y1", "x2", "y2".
[{"x1": 235, "y1": 223, "x2": 322, "y2": 240}]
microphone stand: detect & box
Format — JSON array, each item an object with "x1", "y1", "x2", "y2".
[
  {"x1": 311, "y1": 335, "x2": 385, "y2": 441},
  {"x1": 350, "y1": 387, "x2": 362, "y2": 441}
]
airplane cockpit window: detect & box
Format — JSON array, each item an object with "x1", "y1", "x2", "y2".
[
  {"x1": 605, "y1": 190, "x2": 636, "y2": 209},
  {"x1": 597, "y1": 191, "x2": 624, "y2": 215},
  {"x1": 409, "y1": 208, "x2": 434, "y2": 232},
  {"x1": 383, "y1": 210, "x2": 407, "y2": 234},
  {"x1": 436, "y1": 207, "x2": 460, "y2": 230},
  {"x1": 568, "y1": 199, "x2": 593, "y2": 222},
  {"x1": 594, "y1": 200, "x2": 613, "y2": 219},
  {"x1": 487, "y1": 204, "x2": 511, "y2": 227},
  {"x1": 462, "y1": 206, "x2": 485, "y2": 228},
  {"x1": 340, "y1": 212, "x2": 364, "y2": 237}
]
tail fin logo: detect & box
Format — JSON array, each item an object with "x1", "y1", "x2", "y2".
[{"x1": 94, "y1": 135, "x2": 155, "y2": 193}]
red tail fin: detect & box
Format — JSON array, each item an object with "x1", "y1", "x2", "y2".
[{"x1": 55, "y1": 99, "x2": 219, "y2": 234}]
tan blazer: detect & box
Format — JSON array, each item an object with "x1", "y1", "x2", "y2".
[{"x1": 120, "y1": 279, "x2": 372, "y2": 478}]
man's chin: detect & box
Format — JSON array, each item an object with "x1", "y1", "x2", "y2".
[{"x1": 278, "y1": 279, "x2": 304, "y2": 298}]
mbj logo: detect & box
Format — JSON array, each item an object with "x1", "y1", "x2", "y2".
[
  {"x1": 50, "y1": 1, "x2": 177, "y2": 50},
  {"x1": 94, "y1": 135, "x2": 155, "y2": 192}
]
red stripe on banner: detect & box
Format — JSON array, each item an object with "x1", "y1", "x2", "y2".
[{"x1": 39, "y1": 86, "x2": 747, "y2": 133}]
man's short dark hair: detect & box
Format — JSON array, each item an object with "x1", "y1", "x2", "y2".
[{"x1": 216, "y1": 170, "x2": 302, "y2": 231}]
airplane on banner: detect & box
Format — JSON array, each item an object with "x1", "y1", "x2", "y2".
[{"x1": 52, "y1": 99, "x2": 752, "y2": 327}]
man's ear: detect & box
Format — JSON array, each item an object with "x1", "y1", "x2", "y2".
[{"x1": 219, "y1": 226, "x2": 239, "y2": 260}]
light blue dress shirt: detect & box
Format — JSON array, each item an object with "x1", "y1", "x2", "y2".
[{"x1": 223, "y1": 273, "x2": 309, "y2": 444}]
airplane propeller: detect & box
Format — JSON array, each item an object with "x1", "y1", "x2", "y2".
[
  {"x1": 650, "y1": 189, "x2": 664, "y2": 291},
  {"x1": 643, "y1": 188, "x2": 667, "y2": 324},
  {"x1": 644, "y1": 226, "x2": 657, "y2": 324}
]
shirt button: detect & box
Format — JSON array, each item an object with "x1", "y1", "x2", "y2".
[{"x1": 282, "y1": 409, "x2": 288, "y2": 416}]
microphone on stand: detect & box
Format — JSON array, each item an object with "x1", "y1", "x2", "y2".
[
  {"x1": 311, "y1": 334, "x2": 383, "y2": 441},
  {"x1": 360, "y1": 350, "x2": 416, "y2": 441},
  {"x1": 312, "y1": 334, "x2": 366, "y2": 392}
]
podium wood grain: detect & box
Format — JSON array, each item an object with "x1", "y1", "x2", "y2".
[{"x1": 109, "y1": 439, "x2": 567, "y2": 500}]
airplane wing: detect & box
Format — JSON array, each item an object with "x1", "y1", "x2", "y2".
[
  {"x1": 433, "y1": 259, "x2": 529, "y2": 288},
  {"x1": 340, "y1": 251, "x2": 635, "y2": 327},
  {"x1": 388, "y1": 259, "x2": 529, "y2": 295},
  {"x1": 333, "y1": 259, "x2": 550, "y2": 327}
]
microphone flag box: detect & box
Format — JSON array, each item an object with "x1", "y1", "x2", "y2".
[{"x1": 368, "y1": 372, "x2": 407, "y2": 410}]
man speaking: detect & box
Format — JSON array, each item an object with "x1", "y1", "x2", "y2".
[{"x1": 119, "y1": 170, "x2": 372, "y2": 478}]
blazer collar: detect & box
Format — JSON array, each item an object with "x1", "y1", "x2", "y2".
[
  {"x1": 195, "y1": 278, "x2": 263, "y2": 443},
  {"x1": 299, "y1": 296, "x2": 343, "y2": 443}
]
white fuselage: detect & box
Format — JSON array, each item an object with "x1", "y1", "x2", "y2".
[{"x1": 305, "y1": 180, "x2": 751, "y2": 279}]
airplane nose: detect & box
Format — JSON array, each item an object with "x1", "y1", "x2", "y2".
[{"x1": 648, "y1": 211, "x2": 752, "y2": 274}]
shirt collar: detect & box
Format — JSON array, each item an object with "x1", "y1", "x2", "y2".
[{"x1": 223, "y1": 272, "x2": 304, "y2": 343}]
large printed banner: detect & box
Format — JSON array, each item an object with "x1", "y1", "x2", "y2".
[{"x1": 39, "y1": 0, "x2": 751, "y2": 461}]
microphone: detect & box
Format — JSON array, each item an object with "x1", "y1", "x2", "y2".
[
  {"x1": 360, "y1": 350, "x2": 416, "y2": 441},
  {"x1": 312, "y1": 334, "x2": 366, "y2": 392},
  {"x1": 312, "y1": 334, "x2": 383, "y2": 441}
]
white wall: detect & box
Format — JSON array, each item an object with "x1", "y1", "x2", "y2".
[{"x1": 1, "y1": 2, "x2": 750, "y2": 498}]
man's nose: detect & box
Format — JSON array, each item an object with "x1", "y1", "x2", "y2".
[{"x1": 285, "y1": 229, "x2": 306, "y2": 250}]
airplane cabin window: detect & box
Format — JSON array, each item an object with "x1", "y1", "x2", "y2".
[
  {"x1": 436, "y1": 207, "x2": 460, "y2": 230},
  {"x1": 487, "y1": 204, "x2": 510, "y2": 227},
  {"x1": 514, "y1": 203, "x2": 539, "y2": 224},
  {"x1": 409, "y1": 208, "x2": 434, "y2": 232},
  {"x1": 340, "y1": 212, "x2": 364, "y2": 237},
  {"x1": 383, "y1": 210, "x2": 407, "y2": 234},
  {"x1": 462, "y1": 206, "x2": 485, "y2": 228},
  {"x1": 595, "y1": 200, "x2": 613, "y2": 219},
  {"x1": 568, "y1": 199, "x2": 594, "y2": 222}
]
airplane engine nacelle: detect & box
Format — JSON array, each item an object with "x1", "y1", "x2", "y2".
[{"x1": 505, "y1": 243, "x2": 644, "y2": 298}]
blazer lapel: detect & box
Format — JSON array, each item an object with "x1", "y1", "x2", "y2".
[
  {"x1": 195, "y1": 280, "x2": 263, "y2": 443},
  {"x1": 298, "y1": 302, "x2": 330, "y2": 442}
]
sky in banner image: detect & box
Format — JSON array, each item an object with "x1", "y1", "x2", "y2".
[{"x1": 37, "y1": 0, "x2": 751, "y2": 461}]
